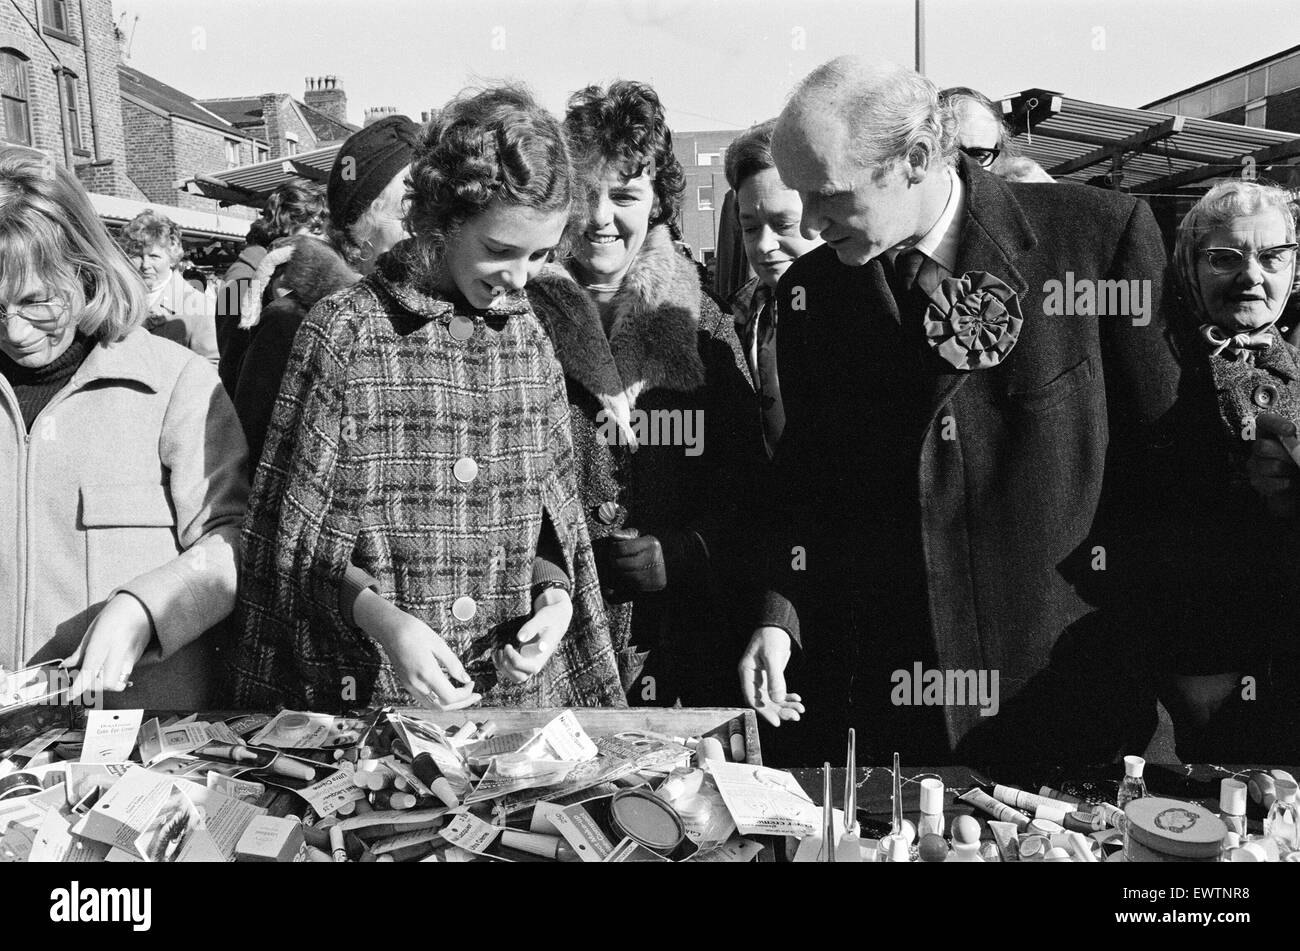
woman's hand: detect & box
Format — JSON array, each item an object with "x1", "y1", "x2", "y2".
[
  {"x1": 354, "y1": 589, "x2": 481, "y2": 710},
  {"x1": 1247, "y1": 412, "x2": 1300, "y2": 517},
  {"x1": 65, "y1": 593, "x2": 156, "y2": 698},
  {"x1": 494, "y1": 587, "x2": 572, "y2": 685}
]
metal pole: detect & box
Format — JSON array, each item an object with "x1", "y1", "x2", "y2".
[{"x1": 915, "y1": 0, "x2": 926, "y2": 75}]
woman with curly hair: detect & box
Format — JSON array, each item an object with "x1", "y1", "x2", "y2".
[
  {"x1": 232, "y1": 85, "x2": 623, "y2": 712},
  {"x1": 120, "y1": 209, "x2": 218, "y2": 365},
  {"x1": 526, "y1": 80, "x2": 763, "y2": 707}
]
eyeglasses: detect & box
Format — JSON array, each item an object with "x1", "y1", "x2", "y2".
[
  {"x1": 1198, "y1": 243, "x2": 1299, "y2": 275},
  {"x1": 0, "y1": 300, "x2": 67, "y2": 331},
  {"x1": 960, "y1": 146, "x2": 1000, "y2": 169}
]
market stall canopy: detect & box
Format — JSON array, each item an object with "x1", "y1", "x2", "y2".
[
  {"x1": 181, "y1": 144, "x2": 340, "y2": 209},
  {"x1": 1001, "y1": 89, "x2": 1300, "y2": 193},
  {"x1": 88, "y1": 192, "x2": 251, "y2": 242}
]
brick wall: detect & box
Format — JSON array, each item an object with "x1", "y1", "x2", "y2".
[
  {"x1": 0, "y1": 0, "x2": 132, "y2": 195},
  {"x1": 121, "y1": 96, "x2": 175, "y2": 202},
  {"x1": 261, "y1": 92, "x2": 318, "y2": 158}
]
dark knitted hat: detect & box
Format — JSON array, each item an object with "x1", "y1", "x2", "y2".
[{"x1": 327, "y1": 115, "x2": 420, "y2": 230}]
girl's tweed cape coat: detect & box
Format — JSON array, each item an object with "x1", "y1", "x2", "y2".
[{"x1": 231, "y1": 248, "x2": 624, "y2": 710}]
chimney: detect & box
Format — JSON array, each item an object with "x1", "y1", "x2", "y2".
[
  {"x1": 364, "y1": 106, "x2": 399, "y2": 127},
  {"x1": 304, "y1": 75, "x2": 348, "y2": 126}
]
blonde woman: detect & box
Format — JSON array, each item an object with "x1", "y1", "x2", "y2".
[{"x1": 0, "y1": 147, "x2": 249, "y2": 708}]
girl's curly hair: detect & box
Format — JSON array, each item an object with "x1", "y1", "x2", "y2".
[
  {"x1": 563, "y1": 80, "x2": 684, "y2": 231},
  {"x1": 399, "y1": 84, "x2": 573, "y2": 288}
]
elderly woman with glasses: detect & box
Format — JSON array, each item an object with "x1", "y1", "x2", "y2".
[
  {"x1": 1157, "y1": 179, "x2": 1300, "y2": 760},
  {"x1": 0, "y1": 147, "x2": 249, "y2": 709}
]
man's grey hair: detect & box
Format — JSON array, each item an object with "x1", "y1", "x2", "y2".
[{"x1": 777, "y1": 57, "x2": 958, "y2": 174}]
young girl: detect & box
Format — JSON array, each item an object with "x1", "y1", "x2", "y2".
[{"x1": 233, "y1": 86, "x2": 623, "y2": 712}]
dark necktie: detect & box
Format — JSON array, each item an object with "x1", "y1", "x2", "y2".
[
  {"x1": 754, "y1": 292, "x2": 784, "y2": 457},
  {"x1": 882, "y1": 248, "x2": 930, "y2": 320}
]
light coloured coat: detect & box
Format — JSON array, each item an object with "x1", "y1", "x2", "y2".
[{"x1": 0, "y1": 329, "x2": 249, "y2": 708}]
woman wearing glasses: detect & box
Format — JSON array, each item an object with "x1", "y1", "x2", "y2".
[
  {"x1": 1160, "y1": 179, "x2": 1300, "y2": 759},
  {"x1": 0, "y1": 148, "x2": 249, "y2": 709}
]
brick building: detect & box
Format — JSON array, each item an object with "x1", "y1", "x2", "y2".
[
  {"x1": 0, "y1": 0, "x2": 133, "y2": 196},
  {"x1": 197, "y1": 75, "x2": 356, "y2": 162},
  {"x1": 118, "y1": 63, "x2": 263, "y2": 215},
  {"x1": 671, "y1": 129, "x2": 737, "y2": 269}
]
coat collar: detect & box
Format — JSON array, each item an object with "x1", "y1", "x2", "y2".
[
  {"x1": 528, "y1": 224, "x2": 706, "y2": 409},
  {"x1": 952, "y1": 154, "x2": 1037, "y2": 296},
  {"x1": 70, "y1": 328, "x2": 167, "y2": 393},
  {"x1": 371, "y1": 244, "x2": 532, "y2": 322}
]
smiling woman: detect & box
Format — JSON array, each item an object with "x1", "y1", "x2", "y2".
[{"x1": 524, "y1": 79, "x2": 766, "y2": 710}]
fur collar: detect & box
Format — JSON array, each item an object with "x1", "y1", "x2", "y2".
[
  {"x1": 529, "y1": 224, "x2": 707, "y2": 413},
  {"x1": 239, "y1": 235, "x2": 360, "y2": 329}
]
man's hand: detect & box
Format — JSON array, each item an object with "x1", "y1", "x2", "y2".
[
  {"x1": 355, "y1": 589, "x2": 480, "y2": 710},
  {"x1": 65, "y1": 593, "x2": 156, "y2": 698},
  {"x1": 495, "y1": 587, "x2": 571, "y2": 685},
  {"x1": 739, "y1": 626, "x2": 805, "y2": 727},
  {"x1": 1247, "y1": 412, "x2": 1300, "y2": 518}
]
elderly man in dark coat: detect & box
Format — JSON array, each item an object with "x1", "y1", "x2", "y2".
[{"x1": 740, "y1": 56, "x2": 1185, "y2": 767}]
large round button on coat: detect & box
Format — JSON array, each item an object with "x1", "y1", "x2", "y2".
[
  {"x1": 596, "y1": 501, "x2": 620, "y2": 525},
  {"x1": 1253, "y1": 383, "x2": 1280, "y2": 409},
  {"x1": 452, "y1": 596, "x2": 477, "y2": 621},
  {"x1": 453, "y1": 457, "x2": 478, "y2": 483},
  {"x1": 448, "y1": 315, "x2": 475, "y2": 342}
]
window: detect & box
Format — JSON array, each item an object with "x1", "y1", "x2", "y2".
[
  {"x1": 255, "y1": 143, "x2": 269, "y2": 163},
  {"x1": 1269, "y1": 53, "x2": 1300, "y2": 97},
  {"x1": 42, "y1": 0, "x2": 70, "y2": 35},
  {"x1": 285, "y1": 134, "x2": 299, "y2": 157},
  {"x1": 697, "y1": 151, "x2": 720, "y2": 166},
  {"x1": 701, "y1": 248, "x2": 716, "y2": 267},
  {"x1": 1, "y1": 51, "x2": 32, "y2": 147},
  {"x1": 1246, "y1": 100, "x2": 1268, "y2": 129},
  {"x1": 697, "y1": 185, "x2": 714, "y2": 211},
  {"x1": 1248, "y1": 68, "x2": 1267, "y2": 102},
  {"x1": 62, "y1": 71, "x2": 82, "y2": 151},
  {"x1": 1178, "y1": 89, "x2": 1212, "y2": 118},
  {"x1": 225, "y1": 139, "x2": 241, "y2": 168},
  {"x1": 1210, "y1": 76, "x2": 1246, "y2": 115}
]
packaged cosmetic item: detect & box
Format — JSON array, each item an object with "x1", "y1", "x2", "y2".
[
  {"x1": 235, "y1": 815, "x2": 306, "y2": 862},
  {"x1": 1219, "y1": 778, "x2": 1248, "y2": 861},
  {"x1": 1124, "y1": 797, "x2": 1227, "y2": 863},
  {"x1": 609, "y1": 787, "x2": 686, "y2": 856},
  {"x1": 654, "y1": 768, "x2": 735, "y2": 849},
  {"x1": 958, "y1": 787, "x2": 1030, "y2": 830}
]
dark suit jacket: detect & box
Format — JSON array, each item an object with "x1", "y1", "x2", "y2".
[{"x1": 760, "y1": 156, "x2": 1184, "y2": 765}]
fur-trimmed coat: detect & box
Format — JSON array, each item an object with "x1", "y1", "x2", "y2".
[
  {"x1": 231, "y1": 245, "x2": 624, "y2": 711},
  {"x1": 527, "y1": 225, "x2": 763, "y2": 706},
  {"x1": 229, "y1": 236, "x2": 361, "y2": 466}
]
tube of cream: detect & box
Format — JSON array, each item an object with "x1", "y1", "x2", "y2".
[
  {"x1": 958, "y1": 787, "x2": 1030, "y2": 830},
  {"x1": 993, "y1": 784, "x2": 1078, "y2": 815},
  {"x1": 987, "y1": 820, "x2": 1019, "y2": 862}
]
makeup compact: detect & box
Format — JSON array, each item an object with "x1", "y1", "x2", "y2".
[{"x1": 609, "y1": 788, "x2": 686, "y2": 855}]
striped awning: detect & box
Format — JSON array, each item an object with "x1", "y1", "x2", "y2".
[
  {"x1": 181, "y1": 144, "x2": 341, "y2": 209},
  {"x1": 1001, "y1": 89, "x2": 1300, "y2": 193},
  {"x1": 88, "y1": 192, "x2": 250, "y2": 242}
]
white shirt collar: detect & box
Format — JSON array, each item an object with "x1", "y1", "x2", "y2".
[{"x1": 911, "y1": 165, "x2": 963, "y2": 274}]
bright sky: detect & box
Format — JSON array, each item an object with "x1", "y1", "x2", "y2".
[{"x1": 116, "y1": 0, "x2": 1300, "y2": 131}]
